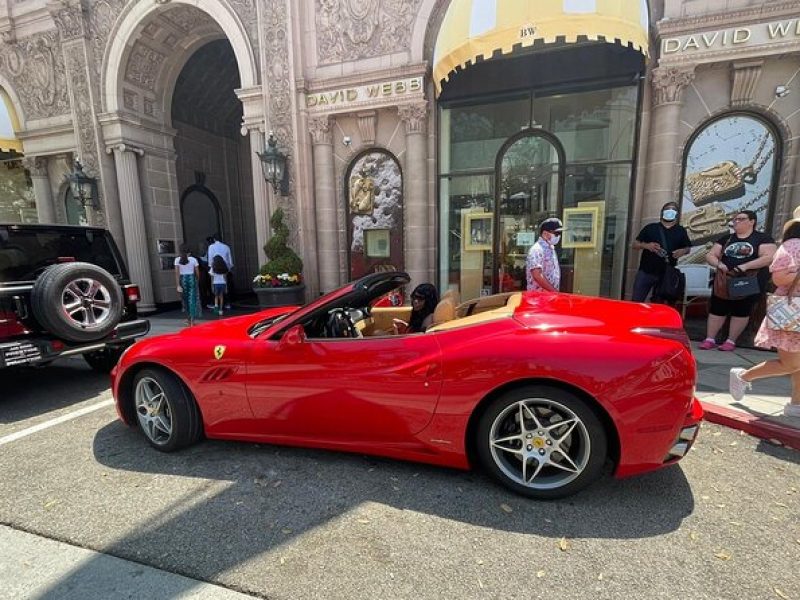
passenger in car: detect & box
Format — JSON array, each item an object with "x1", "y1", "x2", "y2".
[{"x1": 393, "y1": 283, "x2": 439, "y2": 334}]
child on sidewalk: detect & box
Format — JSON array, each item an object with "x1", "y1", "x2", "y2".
[{"x1": 211, "y1": 255, "x2": 229, "y2": 316}]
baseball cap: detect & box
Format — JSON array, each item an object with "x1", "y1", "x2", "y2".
[{"x1": 539, "y1": 217, "x2": 564, "y2": 234}]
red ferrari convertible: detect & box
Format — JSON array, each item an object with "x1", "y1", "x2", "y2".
[{"x1": 111, "y1": 271, "x2": 702, "y2": 499}]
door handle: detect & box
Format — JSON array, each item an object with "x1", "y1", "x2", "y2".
[{"x1": 413, "y1": 363, "x2": 438, "y2": 385}]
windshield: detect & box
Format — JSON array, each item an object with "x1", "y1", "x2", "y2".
[
  {"x1": 248, "y1": 313, "x2": 291, "y2": 337},
  {"x1": 0, "y1": 228, "x2": 122, "y2": 283}
]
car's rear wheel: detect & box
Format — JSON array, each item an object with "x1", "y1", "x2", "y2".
[
  {"x1": 132, "y1": 368, "x2": 202, "y2": 452},
  {"x1": 476, "y1": 386, "x2": 607, "y2": 499}
]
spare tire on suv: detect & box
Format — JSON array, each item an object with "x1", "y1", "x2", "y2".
[{"x1": 31, "y1": 262, "x2": 124, "y2": 343}]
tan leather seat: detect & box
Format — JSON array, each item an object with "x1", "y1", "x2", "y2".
[
  {"x1": 440, "y1": 288, "x2": 460, "y2": 306},
  {"x1": 432, "y1": 298, "x2": 456, "y2": 326}
]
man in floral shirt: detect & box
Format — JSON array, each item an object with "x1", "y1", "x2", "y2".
[{"x1": 526, "y1": 218, "x2": 563, "y2": 292}]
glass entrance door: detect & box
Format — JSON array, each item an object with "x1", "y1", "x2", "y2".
[{"x1": 494, "y1": 132, "x2": 564, "y2": 293}]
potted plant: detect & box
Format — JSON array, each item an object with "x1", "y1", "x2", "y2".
[{"x1": 252, "y1": 208, "x2": 306, "y2": 307}]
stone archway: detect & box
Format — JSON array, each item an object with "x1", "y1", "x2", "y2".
[
  {"x1": 102, "y1": 0, "x2": 257, "y2": 115},
  {"x1": 99, "y1": 0, "x2": 261, "y2": 308}
]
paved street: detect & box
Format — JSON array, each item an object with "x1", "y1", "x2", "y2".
[{"x1": 1, "y1": 339, "x2": 798, "y2": 600}]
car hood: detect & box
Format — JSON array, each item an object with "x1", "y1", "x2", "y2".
[{"x1": 513, "y1": 292, "x2": 683, "y2": 333}]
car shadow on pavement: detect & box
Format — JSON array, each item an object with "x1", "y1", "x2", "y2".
[
  {"x1": 0, "y1": 359, "x2": 109, "y2": 424},
  {"x1": 36, "y1": 420, "x2": 700, "y2": 597},
  {"x1": 755, "y1": 439, "x2": 800, "y2": 465}
]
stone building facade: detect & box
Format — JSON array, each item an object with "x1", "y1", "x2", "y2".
[{"x1": 0, "y1": 0, "x2": 798, "y2": 309}]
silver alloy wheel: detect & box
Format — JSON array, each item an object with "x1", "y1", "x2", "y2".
[
  {"x1": 135, "y1": 377, "x2": 173, "y2": 445},
  {"x1": 61, "y1": 277, "x2": 113, "y2": 330},
  {"x1": 489, "y1": 398, "x2": 591, "y2": 490}
]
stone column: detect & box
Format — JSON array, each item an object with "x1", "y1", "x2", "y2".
[
  {"x1": 398, "y1": 102, "x2": 430, "y2": 291},
  {"x1": 643, "y1": 67, "x2": 695, "y2": 218},
  {"x1": 23, "y1": 157, "x2": 55, "y2": 224},
  {"x1": 249, "y1": 129, "x2": 271, "y2": 265},
  {"x1": 109, "y1": 144, "x2": 155, "y2": 312},
  {"x1": 309, "y1": 115, "x2": 339, "y2": 293}
]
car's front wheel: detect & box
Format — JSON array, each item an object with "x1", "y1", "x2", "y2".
[
  {"x1": 132, "y1": 368, "x2": 202, "y2": 452},
  {"x1": 476, "y1": 386, "x2": 607, "y2": 499}
]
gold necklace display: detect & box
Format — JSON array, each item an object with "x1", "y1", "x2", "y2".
[{"x1": 685, "y1": 132, "x2": 774, "y2": 206}]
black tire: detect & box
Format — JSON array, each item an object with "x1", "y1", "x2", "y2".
[
  {"x1": 476, "y1": 385, "x2": 607, "y2": 500},
  {"x1": 83, "y1": 345, "x2": 129, "y2": 373},
  {"x1": 31, "y1": 262, "x2": 123, "y2": 343},
  {"x1": 132, "y1": 368, "x2": 203, "y2": 452}
]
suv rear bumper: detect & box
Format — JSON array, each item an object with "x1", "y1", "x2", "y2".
[{"x1": 0, "y1": 318, "x2": 150, "y2": 368}]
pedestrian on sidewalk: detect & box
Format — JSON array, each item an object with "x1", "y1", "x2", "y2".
[
  {"x1": 699, "y1": 210, "x2": 776, "y2": 352},
  {"x1": 631, "y1": 201, "x2": 692, "y2": 303},
  {"x1": 211, "y1": 255, "x2": 229, "y2": 317},
  {"x1": 730, "y1": 218, "x2": 800, "y2": 417},
  {"x1": 205, "y1": 234, "x2": 234, "y2": 311},
  {"x1": 174, "y1": 244, "x2": 201, "y2": 327}
]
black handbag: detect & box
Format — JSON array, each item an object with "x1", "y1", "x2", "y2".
[
  {"x1": 719, "y1": 235, "x2": 761, "y2": 299},
  {"x1": 727, "y1": 272, "x2": 760, "y2": 298},
  {"x1": 656, "y1": 227, "x2": 685, "y2": 302}
]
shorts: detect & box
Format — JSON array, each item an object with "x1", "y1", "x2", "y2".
[
  {"x1": 213, "y1": 283, "x2": 227, "y2": 296},
  {"x1": 708, "y1": 293, "x2": 760, "y2": 318}
]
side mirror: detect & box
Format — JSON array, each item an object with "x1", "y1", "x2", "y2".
[{"x1": 278, "y1": 324, "x2": 305, "y2": 349}]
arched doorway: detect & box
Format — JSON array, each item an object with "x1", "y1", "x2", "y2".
[
  {"x1": 494, "y1": 131, "x2": 565, "y2": 293},
  {"x1": 180, "y1": 184, "x2": 222, "y2": 258},
  {"x1": 101, "y1": 2, "x2": 258, "y2": 303}
]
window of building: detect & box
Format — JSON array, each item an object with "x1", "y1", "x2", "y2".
[
  {"x1": 439, "y1": 83, "x2": 640, "y2": 299},
  {"x1": 679, "y1": 113, "x2": 780, "y2": 261}
]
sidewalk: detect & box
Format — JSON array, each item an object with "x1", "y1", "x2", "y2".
[
  {"x1": 693, "y1": 343, "x2": 800, "y2": 450},
  {"x1": 142, "y1": 307, "x2": 800, "y2": 450}
]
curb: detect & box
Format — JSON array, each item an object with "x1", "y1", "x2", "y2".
[{"x1": 700, "y1": 401, "x2": 800, "y2": 451}]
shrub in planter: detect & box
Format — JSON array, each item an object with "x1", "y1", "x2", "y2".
[{"x1": 252, "y1": 208, "x2": 305, "y2": 306}]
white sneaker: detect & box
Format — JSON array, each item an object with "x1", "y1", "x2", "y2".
[
  {"x1": 784, "y1": 403, "x2": 800, "y2": 418},
  {"x1": 729, "y1": 368, "x2": 751, "y2": 402}
]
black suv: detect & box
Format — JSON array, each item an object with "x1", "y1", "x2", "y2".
[{"x1": 0, "y1": 224, "x2": 150, "y2": 372}]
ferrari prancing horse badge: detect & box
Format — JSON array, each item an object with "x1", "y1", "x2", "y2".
[{"x1": 214, "y1": 345, "x2": 226, "y2": 360}]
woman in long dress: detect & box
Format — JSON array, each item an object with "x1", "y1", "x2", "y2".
[
  {"x1": 174, "y1": 244, "x2": 201, "y2": 327},
  {"x1": 729, "y1": 219, "x2": 800, "y2": 418}
]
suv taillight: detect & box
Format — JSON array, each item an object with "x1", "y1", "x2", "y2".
[
  {"x1": 632, "y1": 327, "x2": 691, "y2": 350},
  {"x1": 124, "y1": 285, "x2": 141, "y2": 303}
]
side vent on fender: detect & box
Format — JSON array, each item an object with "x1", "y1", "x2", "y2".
[{"x1": 200, "y1": 366, "x2": 237, "y2": 383}]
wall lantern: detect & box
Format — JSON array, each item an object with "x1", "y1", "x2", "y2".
[
  {"x1": 257, "y1": 132, "x2": 289, "y2": 196},
  {"x1": 68, "y1": 160, "x2": 100, "y2": 209}
]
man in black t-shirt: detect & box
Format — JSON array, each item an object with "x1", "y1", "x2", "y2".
[
  {"x1": 699, "y1": 210, "x2": 777, "y2": 351},
  {"x1": 631, "y1": 201, "x2": 692, "y2": 303}
]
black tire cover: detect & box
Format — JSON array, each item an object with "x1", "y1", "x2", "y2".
[{"x1": 31, "y1": 262, "x2": 123, "y2": 343}]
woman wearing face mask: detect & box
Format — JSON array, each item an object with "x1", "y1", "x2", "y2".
[
  {"x1": 526, "y1": 218, "x2": 563, "y2": 292},
  {"x1": 631, "y1": 201, "x2": 692, "y2": 303}
]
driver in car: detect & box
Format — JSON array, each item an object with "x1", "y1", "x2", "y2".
[{"x1": 393, "y1": 283, "x2": 439, "y2": 334}]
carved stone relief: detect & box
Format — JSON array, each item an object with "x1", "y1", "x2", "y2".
[
  {"x1": 262, "y1": 0, "x2": 298, "y2": 243},
  {"x1": 49, "y1": 1, "x2": 86, "y2": 42},
  {"x1": 397, "y1": 101, "x2": 427, "y2": 134},
  {"x1": 63, "y1": 42, "x2": 104, "y2": 224},
  {"x1": 124, "y1": 42, "x2": 165, "y2": 92},
  {"x1": 88, "y1": 0, "x2": 126, "y2": 83},
  {"x1": 161, "y1": 5, "x2": 215, "y2": 33},
  {"x1": 651, "y1": 66, "x2": 695, "y2": 106},
  {"x1": 0, "y1": 31, "x2": 70, "y2": 119},
  {"x1": 316, "y1": 0, "x2": 423, "y2": 65},
  {"x1": 123, "y1": 88, "x2": 138, "y2": 110}
]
